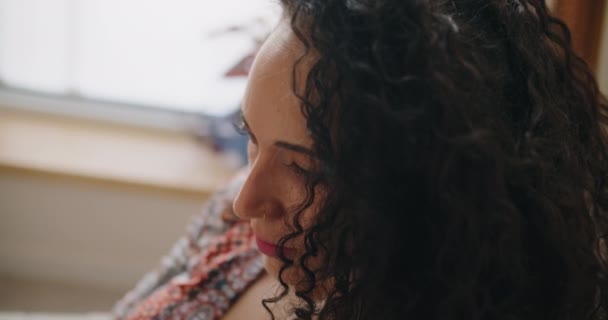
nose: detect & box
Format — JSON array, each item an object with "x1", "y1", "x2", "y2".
[{"x1": 233, "y1": 163, "x2": 283, "y2": 221}]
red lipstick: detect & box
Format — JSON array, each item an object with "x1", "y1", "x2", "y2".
[{"x1": 255, "y1": 237, "x2": 294, "y2": 257}]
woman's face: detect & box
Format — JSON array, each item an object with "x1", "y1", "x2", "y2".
[{"x1": 232, "y1": 18, "x2": 320, "y2": 283}]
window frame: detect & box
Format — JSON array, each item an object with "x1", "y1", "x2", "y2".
[{"x1": 0, "y1": 82, "x2": 213, "y2": 134}]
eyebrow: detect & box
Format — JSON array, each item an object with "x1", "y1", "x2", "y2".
[
  {"x1": 274, "y1": 140, "x2": 314, "y2": 156},
  {"x1": 241, "y1": 112, "x2": 314, "y2": 156}
]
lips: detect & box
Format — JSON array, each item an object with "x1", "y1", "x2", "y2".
[{"x1": 255, "y1": 236, "x2": 295, "y2": 258}]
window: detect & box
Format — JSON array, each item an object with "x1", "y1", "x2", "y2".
[{"x1": 0, "y1": 0, "x2": 280, "y2": 118}]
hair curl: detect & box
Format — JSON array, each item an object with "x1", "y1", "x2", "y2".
[{"x1": 265, "y1": 1, "x2": 608, "y2": 319}]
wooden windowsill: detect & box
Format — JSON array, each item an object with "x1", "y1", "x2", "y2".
[{"x1": 0, "y1": 108, "x2": 238, "y2": 197}]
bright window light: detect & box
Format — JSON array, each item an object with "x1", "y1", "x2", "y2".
[{"x1": 0, "y1": 0, "x2": 281, "y2": 117}]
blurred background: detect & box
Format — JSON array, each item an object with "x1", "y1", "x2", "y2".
[
  {"x1": 0, "y1": 0, "x2": 280, "y2": 316},
  {"x1": 0, "y1": 0, "x2": 606, "y2": 317}
]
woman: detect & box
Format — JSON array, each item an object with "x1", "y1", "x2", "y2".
[{"x1": 114, "y1": 0, "x2": 608, "y2": 319}]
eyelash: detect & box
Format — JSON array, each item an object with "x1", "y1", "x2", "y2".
[
  {"x1": 233, "y1": 119, "x2": 249, "y2": 137},
  {"x1": 233, "y1": 119, "x2": 259, "y2": 146},
  {"x1": 287, "y1": 161, "x2": 310, "y2": 177}
]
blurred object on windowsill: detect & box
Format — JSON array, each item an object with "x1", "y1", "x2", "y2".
[
  {"x1": 209, "y1": 17, "x2": 270, "y2": 78},
  {"x1": 196, "y1": 17, "x2": 273, "y2": 166}
]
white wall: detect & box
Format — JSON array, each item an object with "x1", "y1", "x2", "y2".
[{"x1": 0, "y1": 169, "x2": 207, "y2": 293}]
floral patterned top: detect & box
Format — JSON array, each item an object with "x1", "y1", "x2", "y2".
[{"x1": 112, "y1": 171, "x2": 265, "y2": 320}]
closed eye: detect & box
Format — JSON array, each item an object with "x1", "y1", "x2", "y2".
[
  {"x1": 286, "y1": 161, "x2": 311, "y2": 177},
  {"x1": 237, "y1": 109, "x2": 315, "y2": 158}
]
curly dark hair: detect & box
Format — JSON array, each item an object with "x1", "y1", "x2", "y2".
[{"x1": 263, "y1": 0, "x2": 608, "y2": 319}]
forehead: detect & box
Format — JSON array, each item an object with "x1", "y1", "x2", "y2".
[{"x1": 242, "y1": 19, "x2": 313, "y2": 145}]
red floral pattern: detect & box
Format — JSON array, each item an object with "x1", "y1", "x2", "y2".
[{"x1": 124, "y1": 222, "x2": 264, "y2": 320}]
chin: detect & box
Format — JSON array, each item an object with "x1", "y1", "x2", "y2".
[
  {"x1": 262, "y1": 255, "x2": 330, "y2": 301},
  {"x1": 263, "y1": 255, "x2": 297, "y2": 283}
]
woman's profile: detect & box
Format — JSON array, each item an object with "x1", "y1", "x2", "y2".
[{"x1": 114, "y1": 0, "x2": 608, "y2": 319}]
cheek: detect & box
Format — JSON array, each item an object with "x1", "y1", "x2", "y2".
[
  {"x1": 289, "y1": 188, "x2": 325, "y2": 233},
  {"x1": 263, "y1": 200, "x2": 327, "y2": 281},
  {"x1": 278, "y1": 184, "x2": 326, "y2": 246}
]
